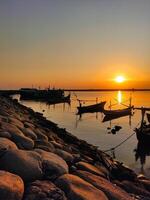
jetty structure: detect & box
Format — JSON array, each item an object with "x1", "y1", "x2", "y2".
[
  {"x1": 0, "y1": 94, "x2": 150, "y2": 199},
  {"x1": 19, "y1": 88, "x2": 71, "y2": 104},
  {"x1": 0, "y1": 88, "x2": 70, "y2": 104}
]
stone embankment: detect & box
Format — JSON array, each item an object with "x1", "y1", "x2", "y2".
[{"x1": 0, "y1": 96, "x2": 150, "y2": 200}]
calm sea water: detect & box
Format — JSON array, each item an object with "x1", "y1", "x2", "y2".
[{"x1": 15, "y1": 91, "x2": 150, "y2": 177}]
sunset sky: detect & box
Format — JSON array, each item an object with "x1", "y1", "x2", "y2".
[{"x1": 0, "y1": 0, "x2": 150, "y2": 89}]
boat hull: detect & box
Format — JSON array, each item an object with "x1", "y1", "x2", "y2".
[
  {"x1": 136, "y1": 127, "x2": 150, "y2": 141},
  {"x1": 147, "y1": 113, "x2": 150, "y2": 123},
  {"x1": 77, "y1": 101, "x2": 106, "y2": 114}
]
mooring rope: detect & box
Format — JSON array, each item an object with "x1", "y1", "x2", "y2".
[
  {"x1": 103, "y1": 122, "x2": 140, "y2": 153},
  {"x1": 104, "y1": 132, "x2": 136, "y2": 153}
]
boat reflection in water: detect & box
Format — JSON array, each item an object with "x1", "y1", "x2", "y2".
[
  {"x1": 118, "y1": 90, "x2": 122, "y2": 104},
  {"x1": 103, "y1": 107, "x2": 132, "y2": 122},
  {"x1": 135, "y1": 140, "x2": 150, "y2": 173},
  {"x1": 103, "y1": 91, "x2": 133, "y2": 125}
]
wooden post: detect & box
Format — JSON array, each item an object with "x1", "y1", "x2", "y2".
[
  {"x1": 129, "y1": 96, "x2": 132, "y2": 108},
  {"x1": 110, "y1": 100, "x2": 112, "y2": 110},
  {"x1": 96, "y1": 98, "x2": 98, "y2": 104},
  {"x1": 141, "y1": 108, "x2": 145, "y2": 132},
  {"x1": 79, "y1": 100, "x2": 82, "y2": 108}
]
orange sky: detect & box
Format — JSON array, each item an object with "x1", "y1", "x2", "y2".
[{"x1": 0, "y1": 1, "x2": 150, "y2": 89}]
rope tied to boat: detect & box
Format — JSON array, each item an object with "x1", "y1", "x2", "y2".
[
  {"x1": 103, "y1": 121, "x2": 141, "y2": 154},
  {"x1": 104, "y1": 132, "x2": 136, "y2": 153}
]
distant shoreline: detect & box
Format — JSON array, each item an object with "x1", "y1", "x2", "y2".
[
  {"x1": 1, "y1": 88, "x2": 150, "y2": 94},
  {"x1": 64, "y1": 89, "x2": 150, "y2": 92}
]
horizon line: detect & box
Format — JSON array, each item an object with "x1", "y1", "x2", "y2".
[
  {"x1": 64, "y1": 88, "x2": 150, "y2": 91},
  {"x1": 1, "y1": 88, "x2": 150, "y2": 92}
]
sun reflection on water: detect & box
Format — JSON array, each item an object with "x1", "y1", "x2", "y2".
[{"x1": 117, "y1": 91, "x2": 122, "y2": 104}]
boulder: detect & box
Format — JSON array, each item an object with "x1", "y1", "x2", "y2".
[
  {"x1": 0, "y1": 170, "x2": 24, "y2": 200},
  {"x1": 75, "y1": 161, "x2": 107, "y2": 178},
  {"x1": 11, "y1": 133, "x2": 34, "y2": 150},
  {"x1": 0, "y1": 115, "x2": 9, "y2": 123},
  {"x1": 0, "y1": 149, "x2": 43, "y2": 182},
  {"x1": 24, "y1": 180, "x2": 67, "y2": 200},
  {"x1": 24, "y1": 121, "x2": 35, "y2": 129},
  {"x1": 51, "y1": 141, "x2": 64, "y2": 149},
  {"x1": 55, "y1": 149, "x2": 74, "y2": 164},
  {"x1": 9, "y1": 117, "x2": 24, "y2": 129},
  {"x1": 114, "y1": 180, "x2": 150, "y2": 198},
  {"x1": 140, "y1": 179, "x2": 150, "y2": 191},
  {"x1": 34, "y1": 129, "x2": 48, "y2": 141},
  {"x1": 21, "y1": 127, "x2": 37, "y2": 140},
  {"x1": 35, "y1": 149, "x2": 69, "y2": 180},
  {"x1": 35, "y1": 145, "x2": 54, "y2": 152},
  {"x1": 75, "y1": 170, "x2": 133, "y2": 200},
  {"x1": 0, "y1": 130, "x2": 11, "y2": 139},
  {"x1": 1, "y1": 122, "x2": 34, "y2": 149},
  {"x1": 0, "y1": 109, "x2": 9, "y2": 117},
  {"x1": 55, "y1": 174, "x2": 108, "y2": 200},
  {"x1": 35, "y1": 140, "x2": 55, "y2": 152},
  {"x1": 0, "y1": 137, "x2": 18, "y2": 150},
  {"x1": 1, "y1": 122, "x2": 24, "y2": 136}
]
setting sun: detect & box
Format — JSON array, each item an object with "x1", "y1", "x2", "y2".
[{"x1": 115, "y1": 76, "x2": 125, "y2": 83}]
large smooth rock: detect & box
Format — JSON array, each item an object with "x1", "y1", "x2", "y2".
[
  {"x1": 11, "y1": 133, "x2": 34, "y2": 150},
  {"x1": 0, "y1": 130, "x2": 11, "y2": 139},
  {"x1": 24, "y1": 180, "x2": 67, "y2": 200},
  {"x1": 1, "y1": 122, "x2": 24, "y2": 136},
  {"x1": 1, "y1": 123, "x2": 34, "y2": 150},
  {"x1": 75, "y1": 161, "x2": 107, "y2": 178},
  {"x1": 35, "y1": 149, "x2": 69, "y2": 180},
  {"x1": 24, "y1": 121, "x2": 35, "y2": 129},
  {"x1": 75, "y1": 170, "x2": 133, "y2": 200},
  {"x1": 51, "y1": 141, "x2": 64, "y2": 149},
  {"x1": 0, "y1": 137, "x2": 18, "y2": 150},
  {"x1": 34, "y1": 128, "x2": 48, "y2": 141},
  {"x1": 0, "y1": 109, "x2": 10, "y2": 117},
  {"x1": 1, "y1": 123, "x2": 35, "y2": 149},
  {"x1": 9, "y1": 117, "x2": 24, "y2": 129},
  {"x1": 0, "y1": 115, "x2": 9, "y2": 123},
  {"x1": 0, "y1": 149, "x2": 43, "y2": 182},
  {"x1": 140, "y1": 179, "x2": 150, "y2": 191},
  {"x1": 21, "y1": 127, "x2": 37, "y2": 140},
  {"x1": 55, "y1": 149, "x2": 74, "y2": 164},
  {"x1": 0, "y1": 170, "x2": 24, "y2": 200},
  {"x1": 35, "y1": 140, "x2": 55, "y2": 152},
  {"x1": 55, "y1": 174, "x2": 108, "y2": 200},
  {"x1": 114, "y1": 180, "x2": 150, "y2": 198}
]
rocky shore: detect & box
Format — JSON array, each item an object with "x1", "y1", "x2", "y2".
[{"x1": 0, "y1": 96, "x2": 150, "y2": 200}]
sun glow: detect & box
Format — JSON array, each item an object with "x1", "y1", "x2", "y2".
[{"x1": 115, "y1": 76, "x2": 125, "y2": 83}]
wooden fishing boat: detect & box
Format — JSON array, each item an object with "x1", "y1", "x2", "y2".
[
  {"x1": 103, "y1": 107, "x2": 133, "y2": 117},
  {"x1": 135, "y1": 126, "x2": 150, "y2": 141},
  {"x1": 147, "y1": 113, "x2": 150, "y2": 123},
  {"x1": 135, "y1": 140, "x2": 150, "y2": 166},
  {"x1": 133, "y1": 107, "x2": 150, "y2": 142},
  {"x1": 77, "y1": 101, "x2": 106, "y2": 114}
]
